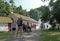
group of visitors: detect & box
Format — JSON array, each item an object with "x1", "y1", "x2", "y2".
[{"x1": 11, "y1": 17, "x2": 32, "y2": 36}]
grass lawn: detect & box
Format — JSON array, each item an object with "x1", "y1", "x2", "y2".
[
  {"x1": 0, "y1": 32, "x2": 12, "y2": 40},
  {"x1": 40, "y1": 30, "x2": 60, "y2": 41}
]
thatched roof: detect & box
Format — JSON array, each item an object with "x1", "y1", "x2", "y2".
[
  {"x1": 13, "y1": 13, "x2": 37, "y2": 23},
  {"x1": 0, "y1": 17, "x2": 12, "y2": 23}
]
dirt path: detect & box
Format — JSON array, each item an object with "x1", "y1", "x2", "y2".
[{"x1": 0, "y1": 30, "x2": 40, "y2": 41}]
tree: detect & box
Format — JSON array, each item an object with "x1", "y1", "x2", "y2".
[
  {"x1": 9, "y1": 0, "x2": 14, "y2": 13},
  {"x1": 42, "y1": 0, "x2": 60, "y2": 29},
  {"x1": 16, "y1": 6, "x2": 23, "y2": 14},
  {"x1": 29, "y1": 9, "x2": 40, "y2": 21},
  {"x1": 13, "y1": 5, "x2": 28, "y2": 16},
  {"x1": 48, "y1": 0, "x2": 60, "y2": 24},
  {"x1": 52, "y1": 0, "x2": 60, "y2": 24},
  {"x1": 38, "y1": 6, "x2": 50, "y2": 22},
  {"x1": 0, "y1": 0, "x2": 28, "y2": 17},
  {"x1": 0, "y1": 0, "x2": 10, "y2": 16}
]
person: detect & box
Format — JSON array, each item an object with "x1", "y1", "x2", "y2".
[
  {"x1": 47, "y1": 25, "x2": 48, "y2": 28},
  {"x1": 11, "y1": 18, "x2": 16, "y2": 37},
  {"x1": 41, "y1": 22, "x2": 43, "y2": 30},
  {"x1": 11, "y1": 22, "x2": 16, "y2": 36},
  {"x1": 27, "y1": 22, "x2": 32, "y2": 32},
  {"x1": 28, "y1": 25, "x2": 32, "y2": 32},
  {"x1": 23, "y1": 23, "x2": 26, "y2": 32},
  {"x1": 16, "y1": 17, "x2": 23, "y2": 36}
]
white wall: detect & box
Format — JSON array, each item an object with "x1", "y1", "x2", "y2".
[
  {"x1": 0, "y1": 23, "x2": 8, "y2": 31},
  {"x1": 44, "y1": 22, "x2": 52, "y2": 29},
  {"x1": 36, "y1": 19, "x2": 52, "y2": 30},
  {"x1": 36, "y1": 19, "x2": 42, "y2": 30}
]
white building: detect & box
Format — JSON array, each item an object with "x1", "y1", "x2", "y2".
[
  {"x1": 0, "y1": 17, "x2": 12, "y2": 31},
  {"x1": 36, "y1": 19, "x2": 42, "y2": 30},
  {"x1": 36, "y1": 19, "x2": 52, "y2": 30},
  {"x1": 44, "y1": 22, "x2": 52, "y2": 29}
]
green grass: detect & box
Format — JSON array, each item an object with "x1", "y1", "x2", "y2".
[
  {"x1": 40, "y1": 30, "x2": 60, "y2": 41},
  {"x1": 0, "y1": 32, "x2": 12, "y2": 40}
]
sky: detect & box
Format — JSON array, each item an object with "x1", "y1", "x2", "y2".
[{"x1": 4, "y1": 0, "x2": 50, "y2": 11}]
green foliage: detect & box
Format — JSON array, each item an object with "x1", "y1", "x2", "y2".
[
  {"x1": 0, "y1": 0, "x2": 10, "y2": 16},
  {"x1": 41, "y1": 0, "x2": 60, "y2": 29},
  {"x1": 38, "y1": 6, "x2": 50, "y2": 22},
  {"x1": 0, "y1": 0, "x2": 28, "y2": 17},
  {"x1": 41, "y1": 0, "x2": 60, "y2": 24},
  {"x1": 29, "y1": 9, "x2": 40, "y2": 21},
  {"x1": 48, "y1": 0, "x2": 60, "y2": 24},
  {"x1": 13, "y1": 6, "x2": 28, "y2": 16},
  {"x1": 52, "y1": 0, "x2": 60, "y2": 24},
  {"x1": 49, "y1": 0, "x2": 54, "y2": 6},
  {"x1": 10, "y1": 0, "x2": 14, "y2": 4},
  {"x1": 9, "y1": 0, "x2": 14, "y2": 12},
  {"x1": 29, "y1": 5, "x2": 51, "y2": 21}
]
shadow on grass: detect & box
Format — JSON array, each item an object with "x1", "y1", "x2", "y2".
[
  {"x1": 40, "y1": 30, "x2": 60, "y2": 41},
  {"x1": 0, "y1": 32, "x2": 12, "y2": 40}
]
